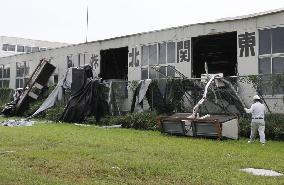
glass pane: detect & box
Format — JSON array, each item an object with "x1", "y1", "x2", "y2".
[
  {"x1": 20, "y1": 79, "x2": 24, "y2": 88},
  {"x1": 272, "y1": 27, "x2": 284, "y2": 53},
  {"x1": 16, "y1": 62, "x2": 24, "y2": 77},
  {"x1": 141, "y1": 67, "x2": 148, "y2": 80},
  {"x1": 158, "y1": 43, "x2": 166, "y2": 64},
  {"x1": 141, "y1": 46, "x2": 148, "y2": 66},
  {"x1": 167, "y1": 65, "x2": 175, "y2": 77},
  {"x1": 259, "y1": 58, "x2": 271, "y2": 74},
  {"x1": 259, "y1": 74, "x2": 272, "y2": 95},
  {"x1": 3, "y1": 80, "x2": 9, "y2": 88},
  {"x1": 158, "y1": 66, "x2": 166, "y2": 79},
  {"x1": 167, "y1": 42, "x2": 176, "y2": 63},
  {"x1": 24, "y1": 61, "x2": 29, "y2": 75},
  {"x1": 7, "y1": 44, "x2": 15, "y2": 51},
  {"x1": 17, "y1": 45, "x2": 25, "y2": 52},
  {"x1": 149, "y1": 67, "x2": 157, "y2": 79},
  {"x1": 2, "y1": 44, "x2": 8, "y2": 51},
  {"x1": 149, "y1": 44, "x2": 157, "y2": 65},
  {"x1": 16, "y1": 79, "x2": 19, "y2": 88},
  {"x1": 271, "y1": 57, "x2": 284, "y2": 94},
  {"x1": 0, "y1": 65, "x2": 3, "y2": 78},
  {"x1": 32, "y1": 47, "x2": 39, "y2": 52},
  {"x1": 25, "y1": 46, "x2": 31, "y2": 53},
  {"x1": 259, "y1": 29, "x2": 271, "y2": 55},
  {"x1": 4, "y1": 65, "x2": 10, "y2": 78},
  {"x1": 272, "y1": 57, "x2": 284, "y2": 74}
]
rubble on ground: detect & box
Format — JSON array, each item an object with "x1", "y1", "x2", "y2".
[{"x1": 0, "y1": 120, "x2": 34, "y2": 127}]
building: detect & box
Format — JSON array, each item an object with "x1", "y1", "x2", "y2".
[
  {"x1": 0, "y1": 36, "x2": 70, "y2": 58},
  {"x1": 0, "y1": 9, "x2": 283, "y2": 112}
]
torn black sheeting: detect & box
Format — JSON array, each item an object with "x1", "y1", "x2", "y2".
[{"x1": 60, "y1": 79, "x2": 109, "y2": 123}]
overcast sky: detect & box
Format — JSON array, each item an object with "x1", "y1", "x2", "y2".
[{"x1": 1, "y1": 0, "x2": 284, "y2": 44}]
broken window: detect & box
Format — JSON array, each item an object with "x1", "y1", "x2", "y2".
[
  {"x1": 192, "y1": 32, "x2": 237, "y2": 77},
  {"x1": 100, "y1": 47, "x2": 128, "y2": 80}
]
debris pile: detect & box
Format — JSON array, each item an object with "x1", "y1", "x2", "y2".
[{"x1": 0, "y1": 120, "x2": 34, "y2": 127}]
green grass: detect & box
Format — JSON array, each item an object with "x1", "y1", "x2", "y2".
[{"x1": 0, "y1": 122, "x2": 283, "y2": 185}]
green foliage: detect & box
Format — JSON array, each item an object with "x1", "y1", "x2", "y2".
[
  {"x1": 239, "y1": 114, "x2": 284, "y2": 140},
  {"x1": 0, "y1": 88, "x2": 13, "y2": 109},
  {"x1": 44, "y1": 105, "x2": 66, "y2": 122},
  {"x1": 120, "y1": 112, "x2": 158, "y2": 130},
  {"x1": 90, "y1": 112, "x2": 158, "y2": 130},
  {"x1": 129, "y1": 80, "x2": 139, "y2": 93}
]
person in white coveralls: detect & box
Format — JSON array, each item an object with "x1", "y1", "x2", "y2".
[{"x1": 244, "y1": 95, "x2": 266, "y2": 145}]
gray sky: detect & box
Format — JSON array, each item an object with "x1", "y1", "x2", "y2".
[{"x1": 1, "y1": 0, "x2": 284, "y2": 44}]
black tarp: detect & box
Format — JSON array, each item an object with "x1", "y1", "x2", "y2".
[{"x1": 60, "y1": 79, "x2": 109, "y2": 123}]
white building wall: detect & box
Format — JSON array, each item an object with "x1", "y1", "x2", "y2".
[{"x1": 0, "y1": 11, "x2": 283, "y2": 112}]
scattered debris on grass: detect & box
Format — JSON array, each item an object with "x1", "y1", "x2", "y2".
[
  {"x1": 0, "y1": 120, "x2": 34, "y2": 127},
  {"x1": 74, "y1": 123, "x2": 91, "y2": 127},
  {"x1": 240, "y1": 168, "x2": 283, "y2": 176},
  {"x1": 100, "y1": 124, "x2": 122, "y2": 129},
  {"x1": 0, "y1": 150, "x2": 16, "y2": 154}
]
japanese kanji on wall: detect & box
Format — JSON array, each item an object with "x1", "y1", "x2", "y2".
[
  {"x1": 89, "y1": 54, "x2": 99, "y2": 69},
  {"x1": 238, "y1": 32, "x2": 256, "y2": 57},
  {"x1": 128, "y1": 47, "x2": 140, "y2": 67},
  {"x1": 177, "y1": 40, "x2": 190, "y2": 63}
]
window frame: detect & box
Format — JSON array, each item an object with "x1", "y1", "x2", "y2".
[
  {"x1": 141, "y1": 41, "x2": 177, "y2": 80},
  {"x1": 258, "y1": 27, "x2": 284, "y2": 95},
  {"x1": 15, "y1": 61, "x2": 29, "y2": 88},
  {"x1": 0, "y1": 64, "x2": 10, "y2": 88}
]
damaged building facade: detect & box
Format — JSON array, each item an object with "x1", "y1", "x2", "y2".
[{"x1": 0, "y1": 9, "x2": 283, "y2": 113}]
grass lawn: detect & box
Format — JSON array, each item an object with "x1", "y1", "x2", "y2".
[{"x1": 0, "y1": 121, "x2": 283, "y2": 185}]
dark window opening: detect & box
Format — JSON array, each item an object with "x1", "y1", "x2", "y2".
[
  {"x1": 100, "y1": 47, "x2": 128, "y2": 80},
  {"x1": 192, "y1": 32, "x2": 237, "y2": 77}
]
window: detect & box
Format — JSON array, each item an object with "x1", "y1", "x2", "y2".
[
  {"x1": 7, "y1": 45, "x2": 15, "y2": 51},
  {"x1": 0, "y1": 64, "x2": 10, "y2": 88},
  {"x1": 158, "y1": 43, "x2": 166, "y2": 64},
  {"x1": 25, "y1": 46, "x2": 31, "y2": 53},
  {"x1": 16, "y1": 61, "x2": 29, "y2": 88},
  {"x1": 258, "y1": 27, "x2": 284, "y2": 94},
  {"x1": 2, "y1": 44, "x2": 16, "y2": 52},
  {"x1": 167, "y1": 42, "x2": 176, "y2": 63},
  {"x1": 2, "y1": 44, "x2": 8, "y2": 51},
  {"x1": 141, "y1": 42, "x2": 177, "y2": 80},
  {"x1": 31, "y1": 47, "x2": 39, "y2": 52},
  {"x1": 17, "y1": 45, "x2": 25, "y2": 52}
]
